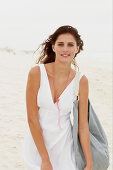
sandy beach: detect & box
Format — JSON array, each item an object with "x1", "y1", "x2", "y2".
[{"x1": 0, "y1": 49, "x2": 112, "y2": 170}]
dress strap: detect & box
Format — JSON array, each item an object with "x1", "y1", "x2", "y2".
[
  {"x1": 36, "y1": 63, "x2": 46, "y2": 86},
  {"x1": 74, "y1": 71, "x2": 85, "y2": 98}
]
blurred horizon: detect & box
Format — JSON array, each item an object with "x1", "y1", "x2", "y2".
[{"x1": 0, "y1": 0, "x2": 112, "y2": 65}]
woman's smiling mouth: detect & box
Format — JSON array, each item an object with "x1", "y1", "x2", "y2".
[{"x1": 61, "y1": 54, "x2": 70, "y2": 58}]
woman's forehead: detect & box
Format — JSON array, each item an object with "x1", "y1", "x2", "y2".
[{"x1": 56, "y1": 33, "x2": 76, "y2": 43}]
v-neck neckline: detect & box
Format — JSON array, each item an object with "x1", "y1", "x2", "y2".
[{"x1": 43, "y1": 64, "x2": 76, "y2": 105}]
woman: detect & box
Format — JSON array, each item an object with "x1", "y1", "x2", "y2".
[{"x1": 23, "y1": 25, "x2": 93, "y2": 170}]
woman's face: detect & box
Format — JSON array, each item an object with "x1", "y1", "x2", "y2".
[{"x1": 52, "y1": 33, "x2": 79, "y2": 64}]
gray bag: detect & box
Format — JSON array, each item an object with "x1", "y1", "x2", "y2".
[{"x1": 72, "y1": 97, "x2": 110, "y2": 170}]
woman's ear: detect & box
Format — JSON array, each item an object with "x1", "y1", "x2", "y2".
[
  {"x1": 76, "y1": 46, "x2": 79, "y2": 53},
  {"x1": 52, "y1": 44, "x2": 55, "y2": 52}
]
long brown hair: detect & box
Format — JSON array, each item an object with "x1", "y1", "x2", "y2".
[{"x1": 35, "y1": 25, "x2": 84, "y2": 71}]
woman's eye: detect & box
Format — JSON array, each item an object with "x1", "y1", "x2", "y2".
[
  {"x1": 58, "y1": 44, "x2": 74, "y2": 46},
  {"x1": 58, "y1": 44, "x2": 63, "y2": 46},
  {"x1": 69, "y1": 44, "x2": 74, "y2": 46}
]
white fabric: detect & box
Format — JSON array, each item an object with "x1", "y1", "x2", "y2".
[{"x1": 23, "y1": 63, "x2": 84, "y2": 170}]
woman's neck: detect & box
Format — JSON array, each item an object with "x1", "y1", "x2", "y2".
[{"x1": 53, "y1": 61, "x2": 72, "y2": 78}]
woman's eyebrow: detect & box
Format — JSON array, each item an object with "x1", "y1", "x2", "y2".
[{"x1": 57, "y1": 42, "x2": 74, "y2": 44}]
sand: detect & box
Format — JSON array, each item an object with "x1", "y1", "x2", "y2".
[{"x1": 0, "y1": 50, "x2": 112, "y2": 170}]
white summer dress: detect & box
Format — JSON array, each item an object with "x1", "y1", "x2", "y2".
[{"x1": 23, "y1": 63, "x2": 84, "y2": 170}]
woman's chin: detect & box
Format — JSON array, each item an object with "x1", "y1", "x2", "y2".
[{"x1": 60, "y1": 57, "x2": 71, "y2": 63}]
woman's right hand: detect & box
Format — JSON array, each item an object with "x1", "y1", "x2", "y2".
[{"x1": 41, "y1": 159, "x2": 53, "y2": 170}]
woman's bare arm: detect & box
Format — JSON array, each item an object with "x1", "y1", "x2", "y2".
[
  {"x1": 78, "y1": 76, "x2": 93, "y2": 169},
  {"x1": 26, "y1": 66, "x2": 50, "y2": 162}
]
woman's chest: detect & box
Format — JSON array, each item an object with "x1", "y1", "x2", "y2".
[{"x1": 37, "y1": 79, "x2": 76, "y2": 114}]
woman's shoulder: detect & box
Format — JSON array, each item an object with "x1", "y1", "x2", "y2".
[
  {"x1": 77, "y1": 71, "x2": 89, "y2": 92},
  {"x1": 77, "y1": 70, "x2": 87, "y2": 78},
  {"x1": 75, "y1": 70, "x2": 88, "y2": 85},
  {"x1": 28, "y1": 65, "x2": 41, "y2": 77},
  {"x1": 74, "y1": 70, "x2": 88, "y2": 96},
  {"x1": 27, "y1": 65, "x2": 41, "y2": 89}
]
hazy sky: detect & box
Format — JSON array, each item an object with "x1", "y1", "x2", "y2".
[{"x1": 0, "y1": 0, "x2": 112, "y2": 60}]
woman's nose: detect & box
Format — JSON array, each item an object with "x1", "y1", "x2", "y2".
[{"x1": 63, "y1": 45, "x2": 68, "y2": 51}]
